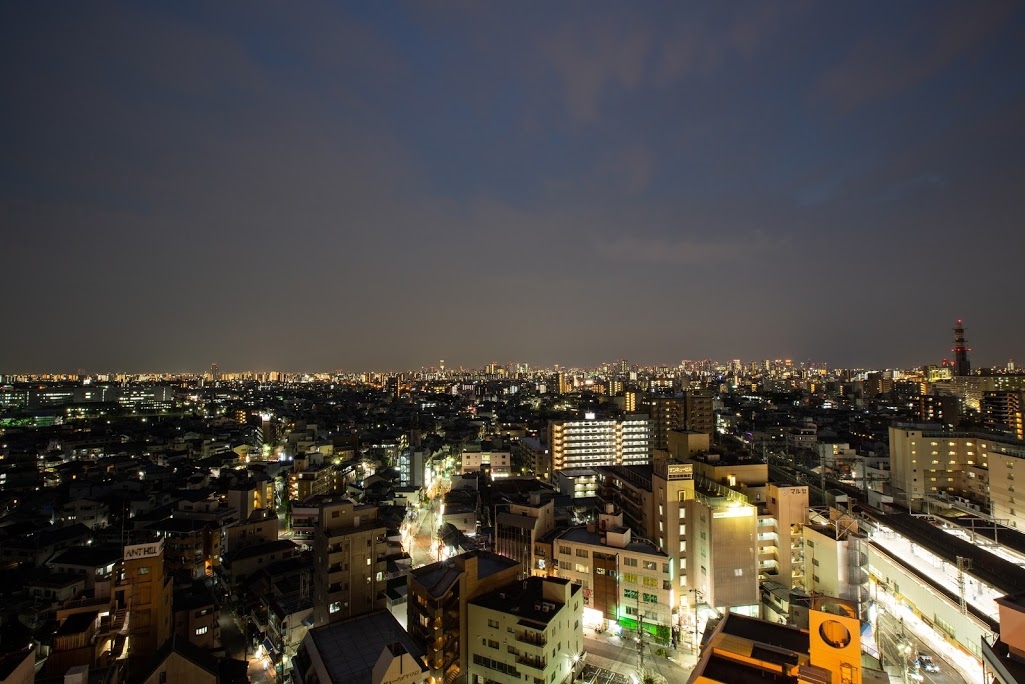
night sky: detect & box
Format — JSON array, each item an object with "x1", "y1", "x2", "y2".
[{"x1": 2, "y1": 2, "x2": 1024, "y2": 373}]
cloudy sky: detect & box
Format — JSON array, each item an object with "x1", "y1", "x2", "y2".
[{"x1": 2, "y1": 2, "x2": 1023, "y2": 373}]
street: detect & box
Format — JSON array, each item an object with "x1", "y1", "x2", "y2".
[
  {"x1": 581, "y1": 627, "x2": 696, "y2": 684},
  {"x1": 876, "y1": 610, "x2": 969, "y2": 684},
  {"x1": 219, "y1": 609, "x2": 278, "y2": 684}
]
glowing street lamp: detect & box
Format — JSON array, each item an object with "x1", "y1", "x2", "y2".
[{"x1": 569, "y1": 651, "x2": 585, "y2": 682}]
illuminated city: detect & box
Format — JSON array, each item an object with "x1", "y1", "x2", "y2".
[{"x1": 2, "y1": 3, "x2": 1025, "y2": 684}]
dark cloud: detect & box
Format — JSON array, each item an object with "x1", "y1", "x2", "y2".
[
  {"x1": 1, "y1": 1, "x2": 1024, "y2": 372},
  {"x1": 816, "y1": 1, "x2": 1019, "y2": 112}
]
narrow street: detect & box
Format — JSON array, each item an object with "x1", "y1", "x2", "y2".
[{"x1": 219, "y1": 610, "x2": 278, "y2": 684}]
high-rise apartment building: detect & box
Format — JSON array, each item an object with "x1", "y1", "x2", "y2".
[
  {"x1": 918, "y1": 393, "x2": 961, "y2": 425},
  {"x1": 982, "y1": 391, "x2": 1025, "y2": 441},
  {"x1": 684, "y1": 389, "x2": 715, "y2": 435},
  {"x1": 642, "y1": 397, "x2": 684, "y2": 451},
  {"x1": 312, "y1": 499, "x2": 389, "y2": 626},
  {"x1": 547, "y1": 414, "x2": 653, "y2": 474}
]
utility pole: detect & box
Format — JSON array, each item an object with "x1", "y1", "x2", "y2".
[
  {"x1": 820, "y1": 449, "x2": 826, "y2": 501},
  {"x1": 690, "y1": 588, "x2": 704, "y2": 653},
  {"x1": 957, "y1": 556, "x2": 972, "y2": 615},
  {"x1": 898, "y1": 618, "x2": 913, "y2": 684},
  {"x1": 637, "y1": 611, "x2": 646, "y2": 674}
]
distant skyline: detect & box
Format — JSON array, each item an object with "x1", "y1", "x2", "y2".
[
  {"x1": 1, "y1": 336, "x2": 1015, "y2": 377},
  {"x1": 2, "y1": 2, "x2": 1024, "y2": 372}
]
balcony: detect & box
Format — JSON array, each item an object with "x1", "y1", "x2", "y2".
[
  {"x1": 61, "y1": 595, "x2": 111, "y2": 612},
  {"x1": 514, "y1": 630, "x2": 547, "y2": 647},
  {"x1": 516, "y1": 654, "x2": 546, "y2": 670}
]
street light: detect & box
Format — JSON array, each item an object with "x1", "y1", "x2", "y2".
[{"x1": 569, "y1": 651, "x2": 584, "y2": 682}]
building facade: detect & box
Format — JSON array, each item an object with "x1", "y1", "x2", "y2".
[
  {"x1": 889, "y1": 424, "x2": 1025, "y2": 527},
  {"x1": 312, "y1": 498, "x2": 389, "y2": 626},
  {"x1": 548, "y1": 415, "x2": 653, "y2": 475},
  {"x1": 466, "y1": 577, "x2": 583, "y2": 684},
  {"x1": 406, "y1": 551, "x2": 521, "y2": 684}
]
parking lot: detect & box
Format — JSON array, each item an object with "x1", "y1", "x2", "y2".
[{"x1": 580, "y1": 664, "x2": 633, "y2": 684}]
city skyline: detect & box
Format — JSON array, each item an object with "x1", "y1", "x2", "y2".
[
  {"x1": 0, "y1": 338, "x2": 1016, "y2": 378},
  {"x1": 2, "y1": 2, "x2": 1024, "y2": 372}
]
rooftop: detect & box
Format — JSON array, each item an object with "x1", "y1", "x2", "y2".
[
  {"x1": 307, "y1": 610, "x2": 426, "y2": 684},
  {"x1": 558, "y1": 526, "x2": 667, "y2": 556},
  {"x1": 55, "y1": 611, "x2": 97, "y2": 637},
  {"x1": 225, "y1": 539, "x2": 296, "y2": 563},
  {"x1": 410, "y1": 551, "x2": 519, "y2": 599},
  {"x1": 877, "y1": 513, "x2": 1025, "y2": 595},
  {"x1": 470, "y1": 576, "x2": 578, "y2": 627},
  {"x1": 720, "y1": 612, "x2": 810, "y2": 654}
]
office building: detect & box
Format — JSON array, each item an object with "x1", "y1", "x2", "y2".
[
  {"x1": 802, "y1": 509, "x2": 869, "y2": 610},
  {"x1": 761, "y1": 483, "x2": 810, "y2": 591},
  {"x1": 494, "y1": 496, "x2": 555, "y2": 577},
  {"x1": 547, "y1": 505, "x2": 673, "y2": 637},
  {"x1": 599, "y1": 456, "x2": 761, "y2": 620}
]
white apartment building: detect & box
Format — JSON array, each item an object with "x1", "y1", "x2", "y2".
[{"x1": 467, "y1": 576, "x2": 583, "y2": 684}]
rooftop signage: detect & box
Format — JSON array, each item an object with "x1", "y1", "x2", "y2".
[{"x1": 124, "y1": 539, "x2": 163, "y2": 561}]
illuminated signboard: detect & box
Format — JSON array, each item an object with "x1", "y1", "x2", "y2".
[
  {"x1": 667, "y1": 464, "x2": 693, "y2": 481},
  {"x1": 712, "y1": 507, "x2": 753, "y2": 519}
]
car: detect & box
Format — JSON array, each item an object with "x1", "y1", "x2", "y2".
[{"x1": 918, "y1": 652, "x2": 940, "y2": 673}]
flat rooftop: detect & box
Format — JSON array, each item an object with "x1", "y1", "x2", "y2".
[
  {"x1": 720, "y1": 612, "x2": 809, "y2": 655},
  {"x1": 470, "y1": 576, "x2": 578, "y2": 627},
  {"x1": 558, "y1": 526, "x2": 667, "y2": 557}
]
